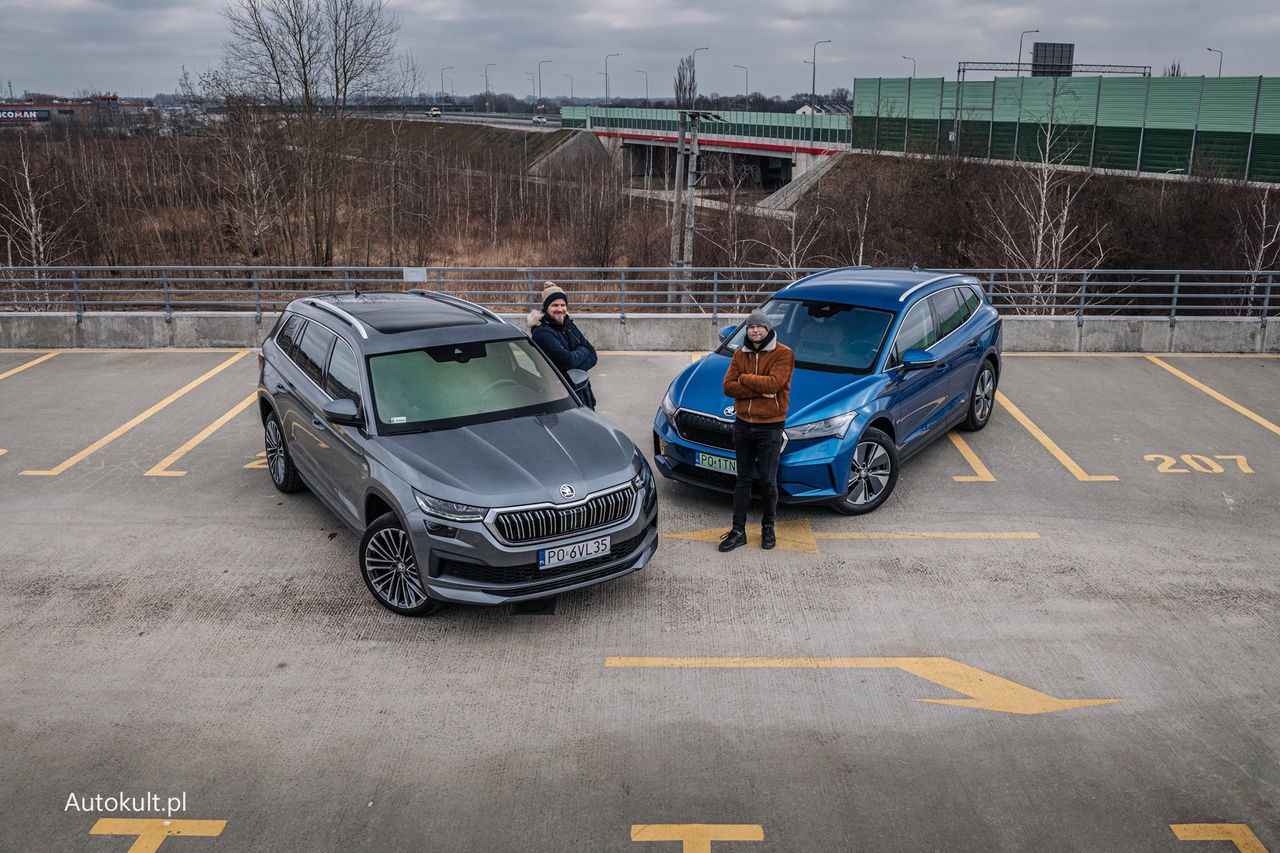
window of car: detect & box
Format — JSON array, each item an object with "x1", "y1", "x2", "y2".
[
  {"x1": 368, "y1": 338, "x2": 574, "y2": 433},
  {"x1": 295, "y1": 322, "x2": 337, "y2": 387},
  {"x1": 964, "y1": 285, "x2": 984, "y2": 313},
  {"x1": 889, "y1": 300, "x2": 938, "y2": 366},
  {"x1": 930, "y1": 287, "x2": 971, "y2": 339},
  {"x1": 324, "y1": 338, "x2": 362, "y2": 405},
  {"x1": 276, "y1": 314, "x2": 305, "y2": 360},
  {"x1": 716, "y1": 298, "x2": 895, "y2": 375}
]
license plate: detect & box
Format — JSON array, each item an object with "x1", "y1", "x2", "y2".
[
  {"x1": 539, "y1": 535, "x2": 611, "y2": 569},
  {"x1": 696, "y1": 452, "x2": 737, "y2": 475}
]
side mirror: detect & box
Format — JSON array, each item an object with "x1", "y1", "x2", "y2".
[
  {"x1": 900, "y1": 349, "x2": 938, "y2": 372},
  {"x1": 323, "y1": 398, "x2": 363, "y2": 426},
  {"x1": 566, "y1": 368, "x2": 590, "y2": 391},
  {"x1": 718, "y1": 324, "x2": 738, "y2": 343}
]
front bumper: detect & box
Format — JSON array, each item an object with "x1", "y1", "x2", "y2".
[
  {"x1": 652, "y1": 410, "x2": 850, "y2": 505},
  {"x1": 412, "y1": 489, "x2": 659, "y2": 606}
]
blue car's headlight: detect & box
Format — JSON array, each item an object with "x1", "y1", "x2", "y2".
[
  {"x1": 660, "y1": 387, "x2": 678, "y2": 418},
  {"x1": 415, "y1": 490, "x2": 487, "y2": 521},
  {"x1": 784, "y1": 412, "x2": 857, "y2": 441}
]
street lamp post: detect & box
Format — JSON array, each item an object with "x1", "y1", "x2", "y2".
[
  {"x1": 1206, "y1": 47, "x2": 1223, "y2": 77},
  {"x1": 525, "y1": 72, "x2": 535, "y2": 100},
  {"x1": 563, "y1": 74, "x2": 574, "y2": 106},
  {"x1": 810, "y1": 39, "x2": 831, "y2": 109},
  {"x1": 902, "y1": 55, "x2": 916, "y2": 77},
  {"x1": 440, "y1": 66, "x2": 454, "y2": 101},
  {"x1": 445, "y1": 76, "x2": 454, "y2": 101},
  {"x1": 604, "y1": 52, "x2": 620, "y2": 105},
  {"x1": 734, "y1": 64, "x2": 748, "y2": 104},
  {"x1": 1017, "y1": 30, "x2": 1038, "y2": 76},
  {"x1": 691, "y1": 46, "x2": 708, "y2": 106},
  {"x1": 537, "y1": 59, "x2": 551, "y2": 103},
  {"x1": 484, "y1": 63, "x2": 496, "y2": 113},
  {"x1": 636, "y1": 69, "x2": 648, "y2": 106}
]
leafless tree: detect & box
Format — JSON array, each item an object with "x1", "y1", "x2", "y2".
[
  {"x1": 1234, "y1": 185, "x2": 1280, "y2": 310},
  {"x1": 0, "y1": 134, "x2": 81, "y2": 303},
  {"x1": 674, "y1": 55, "x2": 696, "y2": 110}
]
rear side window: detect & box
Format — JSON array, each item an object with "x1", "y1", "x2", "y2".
[
  {"x1": 295, "y1": 323, "x2": 337, "y2": 386},
  {"x1": 276, "y1": 315, "x2": 305, "y2": 359},
  {"x1": 325, "y1": 340, "x2": 362, "y2": 404},
  {"x1": 963, "y1": 285, "x2": 983, "y2": 313},
  {"x1": 930, "y1": 288, "x2": 971, "y2": 338},
  {"x1": 891, "y1": 301, "x2": 937, "y2": 366}
]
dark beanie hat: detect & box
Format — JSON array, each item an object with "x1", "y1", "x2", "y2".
[{"x1": 541, "y1": 281, "x2": 568, "y2": 311}]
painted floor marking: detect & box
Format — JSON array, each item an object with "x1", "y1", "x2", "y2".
[
  {"x1": 245, "y1": 451, "x2": 269, "y2": 469},
  {"x1": 146, "y1": 392, "x2": 258, "y2": 477},
  {"x1": 632, "y1": 824, "x2": 764, "y2": 851},
  {"x1": 1171, "y1": 824, "x2": 1269, "y2": 852},
  {"x1": 995, "y1": 390, "x2": 1119, "y2": 482},
  {"x1": 606, "y1": 656, "x2": 1117, "y2": 715},
  {"x1": 1148, "y1": 355, "x2": 1280, "y2": 438},
  {"x1": 89, "y1": 818, "x2": 227, "y2": 853},
  {"x1": 20, "y1": 350, "x2": 251, "y2": 477},
  {"x1": 948, "y1": 431, "x2": 996, "y2": 481},
  {"x1": 0, "y1": 350, "x2": 60, "y2": 381},
  {"x1": 667, "y1": 518, "x2": 1038, "y2": 553},
  {"x1": 1007, "y1": 352, "x2": 1280, "y2": 359},
  {"x1": 0, "y1": 347, "x2": 246, "y2": 354}
]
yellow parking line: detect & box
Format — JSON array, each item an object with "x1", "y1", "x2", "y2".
[
  {"x1": 0, "y1": 351, "x2": 60, "y2": 381},
  {"x1": 1007, "y1": 352, "x2": 1280, "y2": 359},
  {"x1": 995, "y1": 391, "x2": 1119, "y2": 482},
  {"x1": 948, "y1": 432, "x2": 995, "y2": 482},
  {"x1": 1147, "y1": 355, "x2": 1280, "y2": 438},
  {"x1": 0, "y1": 347, "x2": 245, "y2": 354},
  {"x1": 814, "y1": 530, "x2": 1037, "y2": 540},
  {"x1": 1171, "y1": 824, "x2": 1267, "y2": 852},
  {"x1": 146, "y1": 392, "x2": 258, "y2": 477},
  {"x1": 21, "y1": 350, "x2": 251, "y2": 476}
]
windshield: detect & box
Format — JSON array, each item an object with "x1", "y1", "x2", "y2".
[
  {"x1": 369, "y1": 338, "x2": 575, "y2": 433},
  {"x1": 717, "y1": 298, "x2": 896, "y2": 374}
]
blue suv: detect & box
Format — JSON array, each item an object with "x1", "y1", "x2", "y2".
[{"x1": 653, "y1": 268, "x2": 1002, "y2": 514}]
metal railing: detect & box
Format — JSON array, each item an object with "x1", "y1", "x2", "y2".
[{"x1": 1, "y1": 266, "x2": 1276, "y2": 327}]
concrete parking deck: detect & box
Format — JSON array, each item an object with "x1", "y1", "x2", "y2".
[{"x1": 1, "y1": 350, "x2": 1277, "y2": 851}]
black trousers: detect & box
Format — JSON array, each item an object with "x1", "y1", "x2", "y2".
[{"x1": 731, "y1": 419, "x2": 784, "y2": 530}]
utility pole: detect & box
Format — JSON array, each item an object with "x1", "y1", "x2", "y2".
[
  {"x1": 484, "y1": 63, "x2": 496, "y2": 113},
  {"x1": 681, "y1": 113, "x2": 702, "y2": 282},
  {"x1": 668, "y1": 112, "x2": 689, "y2": 281}
]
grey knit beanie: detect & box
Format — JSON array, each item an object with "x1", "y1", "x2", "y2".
[{"x1": 746, "y1": 309, "x2": 772, "y2": 331}]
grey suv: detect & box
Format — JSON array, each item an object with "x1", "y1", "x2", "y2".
[{"x1": 257, "y1": 291, "x2": 659, "y2": 616}]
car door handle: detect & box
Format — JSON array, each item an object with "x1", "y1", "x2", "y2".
[
  {"x1": 311, "y1": 416, "x2": 326, "y2": 429},
  {"x1": 966, "y1": 339, "x2": 980, "y2": 353}
]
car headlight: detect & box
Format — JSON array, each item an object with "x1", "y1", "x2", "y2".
[
  {"x1": 414, "y1": 491, "x2": 487, "y2": 521},
  {"x1": 784, "y1": 412, "x2": 857, "y2": 441},
  {"x1": 660, "y1": 388, "x2": 678, "y2": 418},
  {"x1": 631, "y1": 453, "x2": 654, "y2": 491}
]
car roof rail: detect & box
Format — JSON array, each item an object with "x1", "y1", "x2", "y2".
[
  {"x1": 406, "y1": 289, "x2": 506, "y2": 324},
  {"x1": 303, "y1": 298, "x2": 369, "y2": 339},
  {"x1": 897, "y1": 273, "x2": 967, "y2": 303}
]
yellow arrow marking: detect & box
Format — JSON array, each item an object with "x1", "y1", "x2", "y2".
[
  {"x1": 995, "y1": 390, "x2": 1119, "y2": 482},
  {"x1": 1148, "y1": 355, "x2": 1280, "y2": 439},
  {"x1": 90, "y1": 818, "x2": 226, "y2": 853},
  {"x1": 606, "y1": 656, "x2": 1118, "y2": 716},
  {"x1": 245, "y1": 451, "x2": 269, "y2": 470},
  {"x1": 948, "y1": 431, "x2": 995, "y2": 481},
  {"x1": 21, "y1": 351, "x2": 250, "y2": 476},
  {"x1": 0, "y1": 350, "x2": 61, "y2": 381},
  {"x1": 1171, "y1": 824, "x2": 1269, "y2": 853},
  {"x1": 146, "y1": 393, "x2": 258, "y2": 477},
  {"x1": 632, "y1": 824, "x2": 764, "y2": 852},
  {"x1": 666, "y1": 518, "x2": 1038, "y2": 553}
]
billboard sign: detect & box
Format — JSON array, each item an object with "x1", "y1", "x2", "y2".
[{"x1": 0, "y1": 108, "x2": 51, "y2": 123}]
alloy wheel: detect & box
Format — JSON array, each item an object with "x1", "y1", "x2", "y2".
[
  {"x1": 974, "y1": 368, "x2": 995, "y2": 424},
  {"x1": 266, "y1": 418, "x2": 286, "y2": 485},
  {"x1": 364, "y1": 526, "x2": 427, "y2": 610},
  {"x1": 846, "y1": 440, "x2": 892, "y2": 506}
]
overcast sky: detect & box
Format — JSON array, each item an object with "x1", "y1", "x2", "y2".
[{"x1": 4, "y1": 0, "x2": 1278, "y2": 100}]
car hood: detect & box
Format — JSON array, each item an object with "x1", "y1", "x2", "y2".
[
  {"x1": 375, "y1": 409, "x2": 637, "y2": 509},
  {"x1": 671, "y1": 353, "x2": 887, "y2": 425}
]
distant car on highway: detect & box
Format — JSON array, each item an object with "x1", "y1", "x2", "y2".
[
  {"x1": 531, "y1": 114, "x2": 547, "y2": 124},
  {"x1": 258, "y1": 292, "x2": 659, "y2": 616},
  {"x1": 653, "y1": 267, "x2": 1002, "y2": 514},
  {"x1": 429, "y1": 107, "x2": 441, "y2": 117}
]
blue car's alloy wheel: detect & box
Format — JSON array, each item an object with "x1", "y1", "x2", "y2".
[
  {"x1": 833, "y1": 427, "x2": 898, "y2": 515},
  {"x1": 962, "y1": 362, "x2": 997, "y2": 431}
]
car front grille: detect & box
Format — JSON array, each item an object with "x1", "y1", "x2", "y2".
[
  {"x1": 436, "y1": 529, "x2": 649, "y2": 586},
  {"x1": 675, "y1": 411, "x2": 735, "y2": 451},
  {"x1": 673, "y1": 462, "x2": 739, "y2": 491},
  {"x1": 493, "y1": 487, "x2": 636, "y2": 544}
]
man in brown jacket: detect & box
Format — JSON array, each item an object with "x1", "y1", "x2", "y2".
[{"x1": 719, "y1": 309, "x2": 795, "y2": 552}]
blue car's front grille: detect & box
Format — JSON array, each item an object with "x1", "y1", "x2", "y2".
[{"x1": 674, "y1": 411, "x2": 735, "y2": 451}]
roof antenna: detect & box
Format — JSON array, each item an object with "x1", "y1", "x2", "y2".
[{"x1": 910, "y1": 263, "x2": 919, "y2": 272}]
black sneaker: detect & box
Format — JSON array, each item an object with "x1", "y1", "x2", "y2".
[
  {"x1": 761, "y1": 526, "x2": 776, "y2": 550},
  {"x1": 718, "y1": 528, "x2": 747, "y2": 552}
]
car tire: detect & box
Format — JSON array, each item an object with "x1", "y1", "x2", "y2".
[
  {"x1": 265, "y1": 410, "x2": 305, "y2": 493},
  {"x1": 359, "y1": 512, "x2": 446, "y2": 617},
  {"x1": 831, "y1": 427, "x2": 898, "y2": 515},
  {"x1": 960, "y1": 360, "x2": 998, "y2": 432}
]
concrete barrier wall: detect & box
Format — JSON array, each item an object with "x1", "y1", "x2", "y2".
[{"x1": 0, "y1": 312, "x2": 1274, "y2": 353}]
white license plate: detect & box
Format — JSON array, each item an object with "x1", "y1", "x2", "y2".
[
  {"x1": 539, "y1": 535, "x2": 611, "y2": 569},
  {"x1": 696, "y1": 452, "x2": 737, "y2": 475}
]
